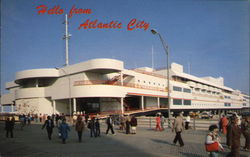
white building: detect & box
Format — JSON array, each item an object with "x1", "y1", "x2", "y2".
[{"x1": 1, "y1": 58, "x2": 249, "y2": 115}]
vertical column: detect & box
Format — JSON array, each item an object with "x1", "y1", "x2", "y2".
[
  {"x1": 35, "y1": 79, "x2": 38, "y2": 87},
  {"x1": 52, "y1": 100, "x2": 56, "y2": 114},
  {"x1": 157, "y1": 97, "x2": 160, "y2": 108},
  {"x1": 120, "y1": 72, "x2": 123, "y2": 86},
  {"x1": 11, "y1": 104, "x2": 14, "y2": 112},
  {"x1": 73, "y1": 98, "x2": 76, "y2": 114},
  {"x1": 121, "y1": 97, "x2": 124, "y2": 114},
  {"x1": 141, "y1": 96, "x2": 144, "y2": 111}
]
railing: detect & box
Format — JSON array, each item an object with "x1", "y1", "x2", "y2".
[
  {"x1": 133, "y1": 69, "x2": 168, "y2": 79},
  {"x1": 74, "y1": 80, "x2": 167, "y2": 92}
]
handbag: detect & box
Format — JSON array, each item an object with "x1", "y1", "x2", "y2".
[{"x1": 205, "y1": 142, "x2": 219, "y2": 152}]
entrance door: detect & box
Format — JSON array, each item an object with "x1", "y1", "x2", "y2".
[{"x1": 77, "y1": 98, "x2": 100, "y2": 114}]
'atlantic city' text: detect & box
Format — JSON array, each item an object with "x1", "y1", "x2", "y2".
[{"x1": 36, "y1": 5, "x2": 150, "y2": 31}]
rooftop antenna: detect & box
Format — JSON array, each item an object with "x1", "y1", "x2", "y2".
[
  {"x1": 188, "y1": 61, "x2": 191, "y2": 74},
  {"x1": 151, "y1": 45, "x2": 154, "y2": 69},
  {"x1": 63, "y1": 14, "x2": 71, "y2": 66}
]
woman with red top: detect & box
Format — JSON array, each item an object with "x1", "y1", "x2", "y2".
[
  {"x1": 221, "y1": 115, "x2": 228, "y2": 134},
  {"x1": 155, "y1": 114, "x2": 161, "y2": 131}
]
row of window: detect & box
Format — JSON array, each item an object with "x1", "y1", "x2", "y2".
[
  {"x1": 137, "y1": 80, "x2": 165, "y2": 87},
  {"x1": 173, "y1": 99, "x2": 191, "y2": 105},
  {"x1": 243, "y1": 96, "x2": 250, "y2": 99},
  {"x1": 193, "y1": 88, "x2": 220, "y2": 95},
  {"x1": 173, "y1": 86, "x2": 191, "y2": 93},
  {"x1": 192, "y1": 104, "x2": 220, "y2": 106},
  {"x1": 224, "y1": 96, "x2": 231, "y2": 99},
  {"x1": 224, "y1": 103, "x2": 231, "y2": 107}
]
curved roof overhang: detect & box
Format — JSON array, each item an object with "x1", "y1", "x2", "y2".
[{"x1": 15, "y1": 69, "x2": 59, "y2": 84}]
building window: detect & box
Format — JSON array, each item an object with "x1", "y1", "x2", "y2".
[
  {"x1": 183, "y1": 100, "x2": 191, "y2": 105},
  {"x1": 243, "y1": 103, "x2": 247, "y2": 106},
  {"x1": 173, "y1": 99, "x2": 182, "y2": 105},
  {"x1": 224, "y1": 103, "x2": 231, "y2": 107},
  {"x1": 138, "y1": 80, "x2": 140, "y2": 82},
  {"x1": 149, "y1": 82, "x2": 151, "y2": 84},
  {"x1": 183, "y1": 88, "x2": 191, "y2": 93},
  {"x1": 173, "y1": 86, "x2": 182, "y2": 92}
]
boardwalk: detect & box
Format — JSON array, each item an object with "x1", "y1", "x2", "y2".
[{"x1": 0, "y1": 121, "x2": 249, "y2": 157}]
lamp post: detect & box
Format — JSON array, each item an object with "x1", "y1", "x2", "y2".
[
  {"x1": 56, "y1": 68, "x2": 72, "y2": 123},
  {"x1": 151, "y1": 29, "x2": 171, "y2": 119}
]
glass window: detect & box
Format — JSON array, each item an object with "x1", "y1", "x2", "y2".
[
  {"x1": 173, "y1": 99, "x2": 182, "y2": 105},
  {"x1": 183, "y1": 100, "x2": 191, "y2": 105},
  {"x1": 173, "y1": 86, "x2": 182, "y2": 92},
  {"x1": 183, "y1": 88, "x2": 191, "y2": 93}
]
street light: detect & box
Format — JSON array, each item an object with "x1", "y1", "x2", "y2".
[
  {"x1": 151, "y1": 29, "x2": 171, "y2": 119},
  {"x1": 55, "y1": 67, "x2": 72, "y2": 123}
]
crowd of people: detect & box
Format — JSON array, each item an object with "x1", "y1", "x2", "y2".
[
  {"x1": 205, "y1": 113, "x2": 250, "y2": 157},
  {"x1": 3, "y1": 111, "x2": 250, "y2": 157}
]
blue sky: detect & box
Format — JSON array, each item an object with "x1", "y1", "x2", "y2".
[{"x1": 1, "y1": 0, "x2": 249, "y2": 94}]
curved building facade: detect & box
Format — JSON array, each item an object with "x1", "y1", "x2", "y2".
[{"x1": 1, "y1": 58, "x2": 249, "y2": 115}]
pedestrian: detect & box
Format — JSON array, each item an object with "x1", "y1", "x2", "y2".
[
  {"x1": 218, "y1": 115, "x2": 223, "y2": 133},
  {"x1": 160, "y1": 115, "x2": 165, "y2": 131},
  {"x1": 27, "y1": 114, "x2": 31, "y2": 125},
  {"x1": 59, "y1": 119, "x2": 70, "y2": 144},
  {"x1": 20, "y1": 115, "x2": 25, "y2": 130},
  {"x1": 125, "y1": 115, "x2": 131, "y2": 134},
  {"x1": 36, "y1": 114, "x2": 39, "y2": 123},
  {"x1": 23, "y1": 114, "x2": 27, "y2": 125},
  {"x1": 55, "y1": 114, "x2": 60, "y2": 126},
  {"x1": 226, "y1": 116, "x2": 242, "y2": 157},
  {"x1": 130, "y1": 116, "x2": 137, "y2": 134},
  {"x1": 75, "y1": 115, "x2": 84, "y2": 142},
  {"x1": 73, "y1": 114, "x2": 77, "y2": 126},
  {"x1": 90, "y1": 117, "x2": 96, "y2": 137},
  {"x1": 221, "y1": 115, "x2": 228, "y2": 135},
  {"x1": 85, "y1": 113, "x2": 89, "y2": 124},
  {"x1": 226, "y1": 118, "x2": 232, "y2": 148},
  {"x1": 185, "y1": 115, "x2": 190, "y2": 130},
  {"x1": 57, "y1": 116, "x2": 62, "y2": 138},
  {"x1": 205, "y1": 124, "x2": 224, "y2": 157},
  {"x1": 120, "y1": 115, "x2": 126, "y2": 131},
  {"x1": 172, "y1": 113, "x2": 184, "y2": 147},
  {"x1": 5, "y1": 117, "x2": 15, "y2": 138},
  {"x1": 156, "y1": 114, "x2": 161, "y2": 131},
  {"x1": 42, "y1": 116, "x2": 54, "y2": 140},
  {"x1": 39, "y1": 113, "x2": 42, "y2": 123},
  {"x1": 106, "y1": 115, "x2": 115, "y2": 135},
  {"x1": 95, "y1": 118, "x2": 101, "y2": 137},
  {"x1": 241, "y1": 116, "x2": 250, "y2": 152}
]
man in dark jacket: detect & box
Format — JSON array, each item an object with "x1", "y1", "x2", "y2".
[
  {"x1": 130, "y1": 116, "x2": 137, "y2": 134},
  {"x1": 106, "y1": 115, "x2": 115, "y2": 135},
  {"x1": 226, "y1": 116, "x2": 242, "y2": 157},
  {"x1": 89, "y1": 117, "x2": 96, "y2": 137},
  {"x1": 95, "y1": 118, "x2": 101, "y2": 137},
  {"x1": 241, "y1": 116, "x2": 250, "y2": 151},
  {"x1": 42, "y1": 116, "x2": 54, "y2": 140},
  {"x1": 5, "y1": 117, "x2": 15, "y2": 138}
]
